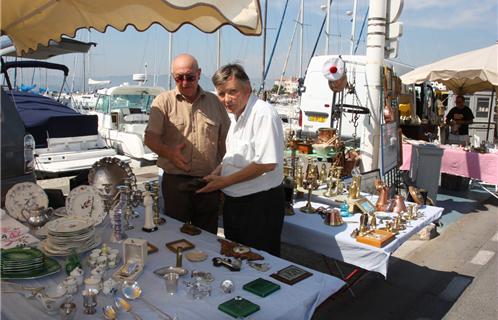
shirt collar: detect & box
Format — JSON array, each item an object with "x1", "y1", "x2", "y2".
[
  {"x1": 174, "y1": 85, "x2": 206, "y2": 102},
  {"x1": 236, "y1": 94, "x2": 257, "y2": 122}
]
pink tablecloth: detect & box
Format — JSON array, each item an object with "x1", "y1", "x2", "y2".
[{"x1": 401, "y1": 143, "x2": 498, "y2": 186}]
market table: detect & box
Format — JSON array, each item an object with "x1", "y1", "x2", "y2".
[
  {"x1": 281, "y1": 194, "x2": 443, "y2": 278},
  {"x1": 401, "y1": 142, "x2": 498, "y2": 186},
  {"x1": 1, "y1": 214, "x2": 345, "y2": 320}
]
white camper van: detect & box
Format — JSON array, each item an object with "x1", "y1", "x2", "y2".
[{"x1": 299, "y1": 55, "x2": 414, "y2": 141}]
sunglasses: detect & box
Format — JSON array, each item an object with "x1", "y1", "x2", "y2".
[{"x1": 173, "y1": 73, "x2": 196, "y2": 82}]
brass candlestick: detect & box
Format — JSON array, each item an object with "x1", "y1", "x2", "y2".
[{"x1": 300, "y1": 163, "x2": 319, "y2": 214}]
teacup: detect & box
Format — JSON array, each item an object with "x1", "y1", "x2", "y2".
[
  {"x1": 63, "y1": 276, "x2": 78, "y2": 294},
  {"x1": 36, "y1": 284, "x2": 68, "y2": 313},
  {"x1": 97, "y1": 256, "x2": 108, "y2": 268},
  {"x1": 91, "y1": 266, "x2": 105, "y2": 280},
  {"x1": 70, "y1": 267, "x2": 84, "y2": 286},
  {"x1": 84, "y1": 277, "x2": 101, "y2": 292}
]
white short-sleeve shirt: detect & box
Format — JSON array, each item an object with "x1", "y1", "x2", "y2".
[{"x1": 221, "y1": 94, "x2": 284, "y2": 197}]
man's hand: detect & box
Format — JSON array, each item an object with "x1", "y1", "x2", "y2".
[
  {"x1": 169, "y1": 143, "x2": 190, "y2": 172},
  {"x1": 196, "y1": 174, "x2": 227, "y2": 193}
]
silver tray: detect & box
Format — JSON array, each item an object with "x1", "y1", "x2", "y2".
[{"x1": 87, "y1": 157, "x2": 137, "y2": 197}]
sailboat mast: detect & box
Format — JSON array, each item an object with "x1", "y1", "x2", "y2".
[
  {"x1": 324, "y1": 0, "x2": 330, "y2": 54},
  {"x1": 168, "y1": 32, "x2": 173, "y2": 90},
  {"x1": 299, "y1": 0, "x2": 304, "y2": 77},
  {"x1": 216, "y1": 30, "x2": 221, "y2": 69},
  {"x1": 350, "y1": 0, "x2": 358, "y2": 55},
  {"x1": 277, "y1": 5, "x2": 300, "y2": 95},
  {"x1": 261, "y1": 0, "x2": 268, "y2": 93}
]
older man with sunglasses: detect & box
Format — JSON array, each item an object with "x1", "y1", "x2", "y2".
[{"x1": 144, "y1": 53, "x2": 230, "y2": 233}]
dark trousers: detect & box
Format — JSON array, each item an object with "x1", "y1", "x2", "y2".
[
  {"x1": 223, "y1": 185, "x2": 285, "y2": 257},
  {"x1": 162, "y1": 174, "x2": 220, "y2": 234}
]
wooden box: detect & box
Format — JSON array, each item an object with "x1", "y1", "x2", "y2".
[{"x1": 356, "y1": 229, "x2": 395, "y2": 248}]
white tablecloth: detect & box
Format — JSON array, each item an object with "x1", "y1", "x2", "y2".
[
  {"x1": 282, "y1": 194, "x2": 443, "y2": 278},
  {"x1": 1, "y1": 213, "x2": 345, "y2": 320}
]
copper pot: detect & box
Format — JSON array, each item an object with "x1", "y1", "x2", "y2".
[
  {"x1": 390, "y1": 195, "x2": 407, "y2": 213},
  {"x1": 317, "y1": 127, "x2": 336, "y2": 143},
  {"x1": 375, "y1": 179, "x2": 390, "y2": 212}
]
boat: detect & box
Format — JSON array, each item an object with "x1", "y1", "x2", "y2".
[
  {"x1": 1, "y1": 61, "x2": 129, "y2": 177},
  {"x1": 90, "y1": 75, "x2": 165, "y2": 164}
]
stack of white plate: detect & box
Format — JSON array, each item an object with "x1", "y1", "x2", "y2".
[{"x1": 41, "y1": 217, "x2": 100, "y2": 256}]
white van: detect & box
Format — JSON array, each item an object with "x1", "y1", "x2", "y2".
[{"x1": 299, "y1": 55, "x2": 414, "y2": 141}]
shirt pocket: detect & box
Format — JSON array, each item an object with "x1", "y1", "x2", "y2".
[
  {"x1": 165, "y1": 116, "x2": 186, "y2": 143},
  {"x1": 226, "y1": 139, "x2": 251, "y2": 168},
  {"x1": 201, "y1": 117, "x2": 219, "y2": 145}
]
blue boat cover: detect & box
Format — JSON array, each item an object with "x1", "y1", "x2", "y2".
[{"x1": 6, "y1": 90, "x2": 98, "y2": 148}]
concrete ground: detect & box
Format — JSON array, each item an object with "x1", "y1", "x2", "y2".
[{"x1": 37, "y1": 166, "x2": 498, "y2": 320}]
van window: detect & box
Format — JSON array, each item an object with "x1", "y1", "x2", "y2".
[{"x1": 475, "y1": 97, "x2": 490, "y2": 118}]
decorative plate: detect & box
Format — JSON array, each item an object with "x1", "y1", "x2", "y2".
[
  {"x1": 1, "y1": 256, "x2": 61, "y2": 280},
  {"x1": 65, "y1": 185, "x2": 105, "y2": 225},
  {"x1": 5, "y1": 182, "x2": 48, "y2": 222},
  {"x1": 45, "y1": 217, "x2": 93, "y2": 234}
]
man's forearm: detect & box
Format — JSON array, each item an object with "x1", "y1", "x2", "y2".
[
  {"x1": 224, "y1": 162, "x2": 276, "y2": 187},
  {"x1": 144, "y1": 132, "x2": 170, "y2": 159}
]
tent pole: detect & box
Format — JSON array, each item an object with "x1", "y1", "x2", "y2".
[{"x1": 486, "y1": 90, "x2": 495, "y2": 141}]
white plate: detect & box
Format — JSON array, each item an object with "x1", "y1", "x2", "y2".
[
  {"x1": 46, "y1": 217, "x2": 93, "y2": 234},
  {"x1": 65, "y1": 185, "x2": 106, "y2": 225},
  {"x1": 53, "y1": 207, "x2": 66, "y2": 217},
  {"x1": 5, "y1": 182, "x2": 48, "y2": 222}
]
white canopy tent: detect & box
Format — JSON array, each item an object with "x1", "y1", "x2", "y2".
[
  {"x1": 401, "y1": 42, "x2": 498, "y2": 143},
  {"x1": 400, "y1": 42, "x2": 498, "y2": 95}
]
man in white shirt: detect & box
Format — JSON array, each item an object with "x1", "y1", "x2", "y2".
[{"x1": 197, "y1": 64, "x2": 285, "y2": 256}]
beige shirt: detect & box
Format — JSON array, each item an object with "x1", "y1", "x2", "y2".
[{"x1": 146, "y1": 87, "x2": 230, "y2": 176}]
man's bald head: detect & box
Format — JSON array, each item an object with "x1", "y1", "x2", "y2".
[
  {"x1": 171, "y1": 53, "x2": 201, "y2": 101},
  {"x1": 172, "y1": 53, "x2": 199, "y2": 73}
]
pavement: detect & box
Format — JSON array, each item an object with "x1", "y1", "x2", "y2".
[{"x1": 36, "y1": 166, "x2": 498, "y2": 320}]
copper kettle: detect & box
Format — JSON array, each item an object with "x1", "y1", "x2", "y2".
[
  {"x1": 375, "y1": 179, "x2": 390, "y2": 211},
  {"x1": 389, "y1": 194, "x2": 407, "y2": 214}
]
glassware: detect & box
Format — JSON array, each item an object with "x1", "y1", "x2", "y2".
[
  {"x1": 110, "y1": 185, "x2": 128, "y2": 243},
  {"x1": 164, "y1": 273, "x2": 179, "y2": 295}
]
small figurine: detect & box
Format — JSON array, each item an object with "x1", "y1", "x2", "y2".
[
  {"x1": 65, "y1": 249, "x2": 81, "y2": 275},
  {"x1": 101, "y1": 243, "x2": 110, "y2": 256},
  {"x1": 142, "y1": 190, "x2": 158, "y2": 232}
]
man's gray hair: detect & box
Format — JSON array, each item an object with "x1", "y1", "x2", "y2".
[{"x1": 212, "y1": 64, "x2": 250, "y2": 87}]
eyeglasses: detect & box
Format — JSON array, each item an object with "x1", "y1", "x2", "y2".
[{"x1": 173, "y1": 73, "x2": 196, "y2": 82}]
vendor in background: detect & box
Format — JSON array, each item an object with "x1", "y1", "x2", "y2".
[{"x1": 445, "y1": 95, "x2": 474, "y2": 144}]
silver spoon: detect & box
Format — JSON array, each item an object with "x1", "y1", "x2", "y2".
[
  {"x1": 103, "y1": 305, "x2": 118, "y2": 320},
  {"x1": 122, "y1": 281, "x2": 173, "y2": 320},
  {"x1": 114, "y1": 295, "x2": 142, "y2": 320}
]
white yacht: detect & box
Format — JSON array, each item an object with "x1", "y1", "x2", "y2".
[{"x1": 91, "y1": 80, "x2": 165, "y2": 163}]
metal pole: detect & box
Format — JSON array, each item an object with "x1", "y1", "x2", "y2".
[
  {"x1": 299, "y1": 0, "x2": 304, "y2": 77},
  {"x1": 325, "y1": 0, "x2": 330, "y2": 55},
  {"x1": 486, "y1": 90, "x2": 495, "y2": 141},
  {"x1": 361, "y1": 0, "x2": 387, "y2": 171},
  {"x1": 350, "y1": 0, "x2": 358, "y2": 55},
  {"x1": 216, "y1": 30, "x2": 221, "y2": 69},
  {"x1": 261, "y1": 0, "x2": 267, "y2": 93},
  {"x1": 168, "y1": 32, "x2": 173, "y2": 90},
  {"x1": 277, "y1": 8, "x2": 300, "y2": 95}
]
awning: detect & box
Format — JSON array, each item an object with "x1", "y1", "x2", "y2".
[{"x1": 1, "y1": 0, "x2": 262, "y2": 56}]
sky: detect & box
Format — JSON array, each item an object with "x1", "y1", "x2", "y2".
[{"x1": 5, "y1": 0, "x2": 498, "y2": 91}]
